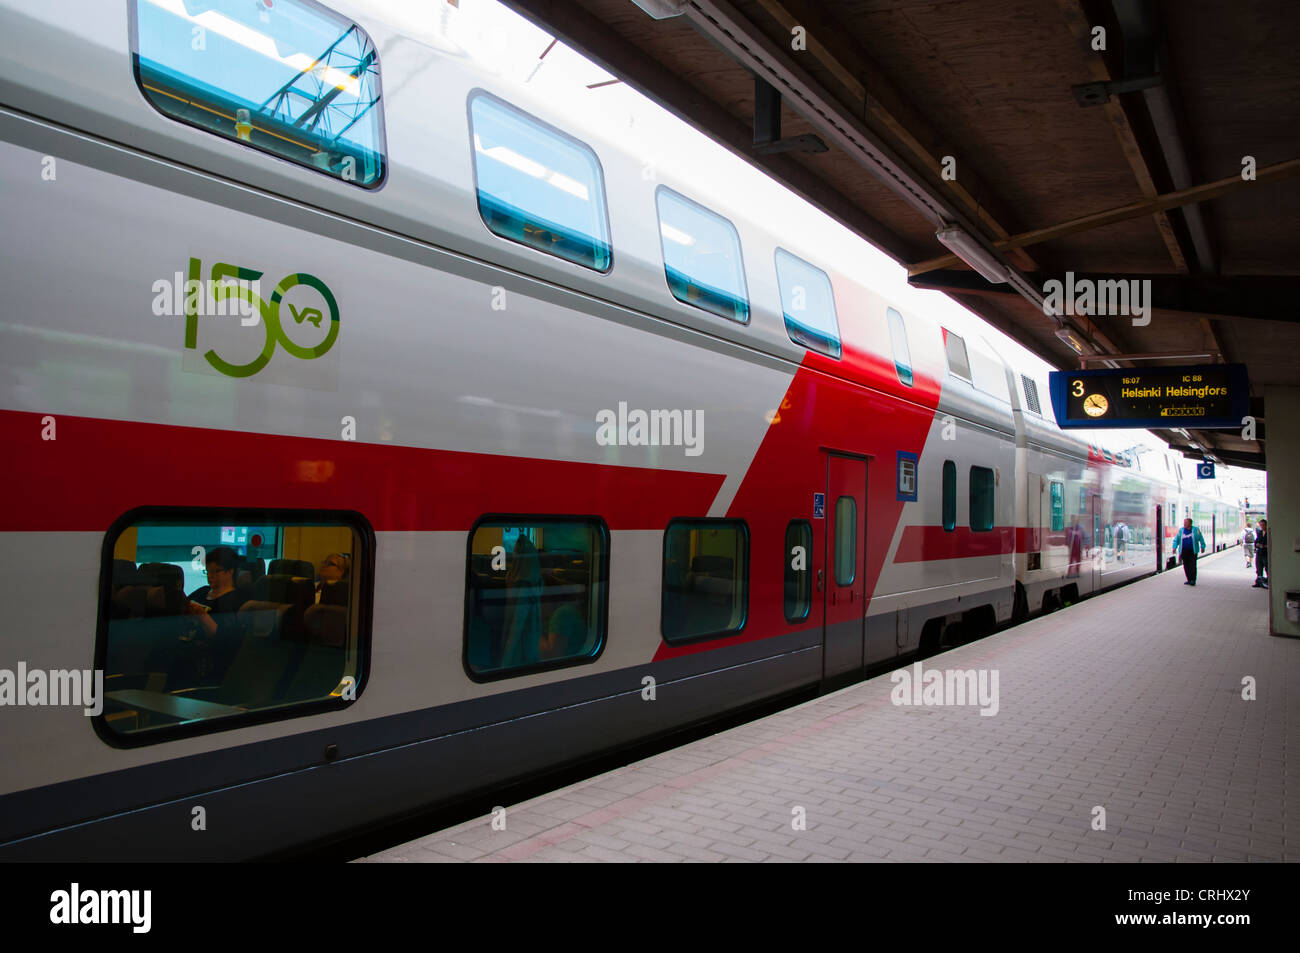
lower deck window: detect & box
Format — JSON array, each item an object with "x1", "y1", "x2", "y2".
[
  {"x1": 662, "y1": 519, "x2": 748, "y2": 642},
  {"x1": 784, "y1": 521, "x2": 812, "y2": 623},
  {"x1": 942, "y1": 460, "x2": 957, "y2": 531},
  {"x1": 465, "y1": 518, "x2": 608, "y2": 678},
  {"x1": 99, "y1": 511, "x2": 367, "y2": 742}
]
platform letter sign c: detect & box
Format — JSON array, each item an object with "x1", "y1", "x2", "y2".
[{"x1": 184, "y1": 257, "x2": 340, "y2": 378}]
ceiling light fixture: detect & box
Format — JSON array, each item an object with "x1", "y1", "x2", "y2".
[
  {"x1": 1054, "y1": 325, "x2": 1096, "y2": 355},
  {"x1": 934, "y1": 225, "x2": 1009, "y2": 284}
]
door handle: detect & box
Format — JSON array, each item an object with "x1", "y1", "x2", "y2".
[{"x1": 817, "y1": 569, "x2": 824, "y2": 592}]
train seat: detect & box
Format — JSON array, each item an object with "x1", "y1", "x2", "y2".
[
  {"x1": 237, "y1": 600, "x2": 291, "y2": 640},
  {"x1": 252, "y1": 573, "x2": 315, "y2": 640},
  {"x1": 303, "y1": 604, "x2": 348, "y2": 648},
  {"x1": 269, "y1": 558, "x2": 314, "y2": 579}
]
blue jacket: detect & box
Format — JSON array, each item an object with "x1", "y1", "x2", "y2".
[{"x1": 1173, "y1": 526, "x2": 1206, "y2": 554}]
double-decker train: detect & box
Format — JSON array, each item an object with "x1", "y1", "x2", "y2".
[{"x1": 0, "y1": 0, "x2": 1240, "y2": 859}]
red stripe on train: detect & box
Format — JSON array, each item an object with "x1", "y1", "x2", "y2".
[
  {"x1": 893, "y1": 525, "x2": 1017, "y2": 562},
  {"x1": 0, "y1": 410, "x2": 725, "y2": 531}
]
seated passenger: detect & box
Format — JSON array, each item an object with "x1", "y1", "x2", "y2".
[
  {"x1": 182, "y1": 546, "x2": 245, "y2": 681},
  {"x1": 314, "y1": 553, "x2": 350, "y2": 606},
  {"x1": 540, "y1": 604, "x2": 586, "y2": 660}
]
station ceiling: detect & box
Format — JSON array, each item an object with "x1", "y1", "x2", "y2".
[{"x1": 501, "y1": 0, "x2": 1300, "y2": 470}]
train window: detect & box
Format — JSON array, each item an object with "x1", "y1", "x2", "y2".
[
  {"x1": 897, "y1": 452, "x2": 919, "y2": 502},
  {"x1": 888, "y1": 308, "x2": 914, "y2": 386},
  {"x1": 970, "y1": 466, "x2": 995, "y2": 532},
  {"x1": 784, "y1": 521, "x2": 813, "y2": 623},
  {"x1": 470, "y1": 93, "x2": 612, "y2": 272},
  {"x1": 942, "y1": 460, "x2": 957, "y2": 532},
  {"x1": 656, "y1": 188, "x2": 749, "y2": 323},
  {"x1": 1050, "y1": 480, "x2": 1065, "y2": 530},
  {"x1": 465, "y1": 517, "x2": 608, "y2": 679},
  {"x1": 131, "y1": 0, "x2": 385, "y2": 188},
  {"x1": 662, "y1": 519, "x2": 748, "y2": 643},
  {"x1": 834, "y1": 497, "x2": 856, "y2": 585},
  {"x1": 97, "y1": 511, "x2": 368, "y2": 744},
  {"x1": 944, "y1": 330, "x2": 971, "y2": 381},
  {"x1": 775, "y1": 248, "x2": 840, "y2": 357}
]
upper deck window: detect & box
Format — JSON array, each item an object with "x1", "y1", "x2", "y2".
[
  {"x1": 470, "y1": 92, "x2": 612, "y2": 272},
  {"x1": 944, "y1": 330, "x2": 971, "y2": 381},
  {"x1": 132, "y1": 0, "x2": 386, "y2": 187},
  {"x1": 656, "y1": 188, "x2": 749, "y2": 323},
  {"x1": 888, "y1": 307, "x2": 913, "y2": 386},
  {"x1": 775, "y1": 249, "x2": 840, "y2": 358}
]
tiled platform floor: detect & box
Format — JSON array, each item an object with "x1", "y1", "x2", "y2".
[{"x1": 358, "y1": 550, "x2": 1296, "y2": 862}]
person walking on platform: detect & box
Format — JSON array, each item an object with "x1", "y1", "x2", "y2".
[
  {"x1": 1174, "y1": 517, "x2": 1206, "y2": 586},
  {"x1": 1253, "y1": 519, "x2": 1269, "y2": 589},
  {"x1": 1243, "y1": 521, "x2": 1255, "y2": 569}
]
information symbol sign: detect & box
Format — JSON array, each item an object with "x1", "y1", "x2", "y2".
[{"x1": 813, "y1": 493, "x2": 826, "y2": 519}]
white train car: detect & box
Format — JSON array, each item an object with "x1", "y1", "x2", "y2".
[{"x1": 0, "y1": 0, "x2": 1239, "y2": 859}]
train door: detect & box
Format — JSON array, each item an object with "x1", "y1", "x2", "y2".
[
  {"x1": 1155, "y1": 503, "x2": 1163, "y2": 572},
  {"x1": 823, "y1": 453, "x2": 867, "y2": 681}
]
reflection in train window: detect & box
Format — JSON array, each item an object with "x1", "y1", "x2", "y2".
[
  {"x1": 656, "y1": 188, "x2": 749, "y2": 323},
  {"x1": 131, "y1": 0, "x2": 385, "y2": 187},
  {"x1": 775, "y1": 248, "x2": 840, "y2": 358},
  {"x1": 888, "y1": 308, "x2": 913, "y2": 386},
  {"x1": 784, "y1": 520, "x2": 812, "y2": 623},
  {"x1": 100, "y1": 513, "x2": 365, "y2": 741},
  {"x1": 942, "y1": 460, "x2": 957, "y2": 532},
  {"x1": 1050, "y1": 480, "x2": 1065, "y2": 530},
  {"x1": 465, "y1": 518, "x2": 608, "y2": 678},
  {"x1": 662, "y1": 519, "x2": 748, "y2": 643},
  {"x1": 470, "y1": 93, "x2": 612, "y2": 272},
  {"x1": 970, "y1": 466, "x2": 995, "y2": 532}
]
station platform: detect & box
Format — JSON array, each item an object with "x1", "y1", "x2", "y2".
[{"x1": 357, "y1": 549, "x2": 1295, "y2": 863}]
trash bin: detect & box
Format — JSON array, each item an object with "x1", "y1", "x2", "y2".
[{"x1": 1287, "y1": 592, "x2": 1300, "y2": 625}]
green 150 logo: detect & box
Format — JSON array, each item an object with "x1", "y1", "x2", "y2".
[{"x1": 181, "y1": 257, "x2": 339, "y2": 378}]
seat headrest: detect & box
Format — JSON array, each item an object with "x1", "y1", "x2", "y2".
[
  {"x1": 137, "y1": 562, "x2": 184, "y2": 590},
  {"x1": 112, "y1": 559, "x2": 138, "y2": 587},
  {"x1": 146, "y1": 585, "x2": 186, "y2": 616},
  {"x1": 269, "y1": 558, "x2": 314, "y2": 579}
]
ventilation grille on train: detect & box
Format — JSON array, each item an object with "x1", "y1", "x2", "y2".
[{"x1": 1021, "y1": 375, "x2": 1042, "y2": 414}]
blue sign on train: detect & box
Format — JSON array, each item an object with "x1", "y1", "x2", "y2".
[
  {"x1": 1048, "y1": 364, "x2": 1249, "y2": 430},
  {"x1": 813, "y1": 493, "x2": 825, "y2": 519}
]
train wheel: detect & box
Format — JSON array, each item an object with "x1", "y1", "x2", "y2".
[
  {"x1": 919, "y1": 619, "x2": 943, "y2": 657},
  {"x1": 1012, "y1": 583, "x2": 1029, "y2": 624}
]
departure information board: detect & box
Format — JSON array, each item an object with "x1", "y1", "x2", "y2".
[{"x1": 1047, "y1": 364, "x2": 1249, "y2": 429}]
